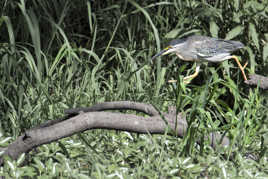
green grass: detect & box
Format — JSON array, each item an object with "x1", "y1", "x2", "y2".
[{"x1": 0, "y1": 0, "x2": 268, "y2": 178}]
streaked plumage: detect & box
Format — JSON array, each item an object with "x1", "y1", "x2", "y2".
[{"x1": 152, "y1": 35, "x2": 247, "y2": 82}]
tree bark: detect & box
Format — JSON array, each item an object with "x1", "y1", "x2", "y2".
[
  {"x1": 245, "y1": 74, "x2": 268, "y2": 90},
  {"x1": 0, "y1": 101, "x2": 230, "y2": 166}
]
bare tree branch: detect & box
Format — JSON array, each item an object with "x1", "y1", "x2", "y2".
[
  {"x1": 0, "y1": 101, "x2": 230, "y2": 166},
  {"x1": 65, "y1": 101, "x2": 160, "y2": 116},
  {"x1": 245, "y1": 74, "x2": 268, "y2": 90}
]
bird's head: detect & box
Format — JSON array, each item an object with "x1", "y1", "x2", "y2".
[{"x1": 151, "y1": 38, "x2": 187, "y2": 60}]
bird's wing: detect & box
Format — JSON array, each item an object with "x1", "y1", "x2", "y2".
[{"x1": 194, "y1": 39, "x2": 244, "y2": 59}]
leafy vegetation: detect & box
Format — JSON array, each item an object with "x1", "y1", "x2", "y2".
[{"x1": 0, "y1": 0, "x2": 268, "y2": 178}]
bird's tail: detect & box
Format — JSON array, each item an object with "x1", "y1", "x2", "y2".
[{"x1": 229, "y1": 40, "x2": 244, "y2": 49}]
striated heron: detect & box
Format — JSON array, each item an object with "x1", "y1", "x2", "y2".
[{"x1": 152, "y1": 35, "x2": 248, "y2": 83}]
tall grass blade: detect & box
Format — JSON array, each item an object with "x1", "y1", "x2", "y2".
[{"x1": 18, "y1": 0, "x2": 43, "y2": 79}]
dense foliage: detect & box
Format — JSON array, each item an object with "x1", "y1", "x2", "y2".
[{"x1": 0, "y1": 0, "x2": 267, "y2": 178}]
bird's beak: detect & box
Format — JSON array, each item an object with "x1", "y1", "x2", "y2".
[{"x1": 151, "y1": 46, "x2": 173, "y2": 60}]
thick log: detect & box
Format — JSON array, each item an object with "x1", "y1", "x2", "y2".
[{"x1": 0, "y1": 101, "x2": 230, "y2": 165}]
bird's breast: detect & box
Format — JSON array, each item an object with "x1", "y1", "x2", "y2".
[{"x1": 176, "y1": 52, "x2": 197, "y2": 61}]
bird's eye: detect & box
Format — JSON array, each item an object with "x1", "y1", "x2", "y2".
[{"x1": 164, "y1": 46, "x2": 171, "y2": 50}]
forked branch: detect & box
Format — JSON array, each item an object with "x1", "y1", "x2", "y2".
[{"x1": 0, "y1": 101, "x2": 230, "y2": 166}]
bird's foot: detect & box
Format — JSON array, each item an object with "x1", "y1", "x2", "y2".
[
  {"x1": 167, "y1": 78, "x2": 192, "y2": 84},
  {"x1": 168, "y1": 79, "x2": 177, "y2": 83}
]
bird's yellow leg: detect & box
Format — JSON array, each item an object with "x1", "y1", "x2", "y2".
[
  {"x1": 243, "y1": 61, "x2": 248, "y2": 69},
  {"x1": 231, "y1": 55, "x2": 248, "y2": 81},
  {"x1": 183, "y1": 64, "x2": 201, "y2": 83},
  {"x1": 168, "y1": 64, "x2": 201, "y2": 84}
]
